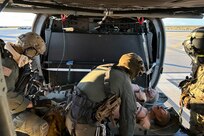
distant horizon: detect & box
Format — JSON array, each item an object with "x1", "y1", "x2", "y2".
[
  {"x1": 0, "y1": 25, "x2": 202, "y2": 27},
  {"x1": 0, "y1": 12, "x2": 204, "y2": 27},
  {"x1": 163, "y1": 18, "x2": 204, "y2": 26},
  {"x1": 0, "y1": 12, "x2": 35, "y2": 26}
]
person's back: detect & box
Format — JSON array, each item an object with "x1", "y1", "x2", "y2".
[
  {"x1": 77, "y1": 64, "x2": 108, "y2": 103},
  {"x1": 78, "y1": 64, "x2": 129, "y2": 102},
  {"x1": 66, "y1": 53, "x2": 145, "y2": 136}
]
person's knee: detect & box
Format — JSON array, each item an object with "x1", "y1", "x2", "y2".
[
  {"x1": 65, "y1": 114, "x2": 72, "y2": 134},
  {"x1": 29, "y1": 119, "x2": 49, "y2": 136},
  {"x1": 39, "y1": 121, "x2": 49, "y2": 136},
  {"x1": 14, "y1": 111, "x2": 49, "y2": 136}
]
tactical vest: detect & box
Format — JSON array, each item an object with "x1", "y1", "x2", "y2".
[
  {"x1": 188, "y1": 66, "x2": 204, "y2": 102},
  {"x1": 2, "y1": 44, "x2": 41, "y2": 96},
  {"x1": 181, "y1": 65, "x2": 204, "y2": 114},
  {"x1": 69, "y1": 65, "x2": 121, "y2": 129}
]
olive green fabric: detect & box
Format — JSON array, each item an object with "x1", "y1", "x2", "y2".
[
  {"x1": 3, "y1": 57, "x2": 49, "y2": 136},
  {"x1": 2, "y1": 57, "x2": 30, "y2": 114},
  {"x1": 75, "y1": 63, "x2": 137, "y2": 136},
  {"x1": 66, "y1": 111, "x2": 96, "y2": 136}
]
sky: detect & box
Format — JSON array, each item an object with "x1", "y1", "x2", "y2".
[
  {"x1": 0, "y1": 12, "x2": 36, "y2": 26},
  {"x1": 0, "y1": 12, "x2": 204, "y2": 26},
  {"x1": 163, "y1": 18, "x2": 204, "y2": 26}
]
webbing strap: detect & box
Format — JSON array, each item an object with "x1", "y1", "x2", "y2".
[
  {"x1": 104, "y1": 67, "x2": 112, "y2": 96},
  {"x1": 95, "y1": 123, "x2": 106, "y2": 136},
  {"x1": 178, "y1": 102, "x2": 184, "y2": 125},
  {"x1": 178, "y1": 100, "x2": 190, "y2": 134}
]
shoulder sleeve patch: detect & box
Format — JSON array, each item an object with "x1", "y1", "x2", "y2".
[{"x1": 3, "y1": 66, "x2": 12, "y2": 77}]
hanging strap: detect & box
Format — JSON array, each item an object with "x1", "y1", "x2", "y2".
[
  {"x1": 178, "y1": 101, "x2": 184, "y2": 125},
  {"x1": 95, "y1": 123, "x2": 106, "y2": 136},
  {"x1": 178, "y1": 103, "x2": 191, "y2": 135},
  {"x1": 104, "y1": 67, "x2": 112, "y2": 96},
  {"x1": 137, "y1": 17, "x2": 151, "y2": 88},
  {"x1": 103, "y1": 65, "x2": 123, "y2": 96}
]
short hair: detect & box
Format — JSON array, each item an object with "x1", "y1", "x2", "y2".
[{"x1": 154, "y1": 108, "x2": 170, "y2": 126}]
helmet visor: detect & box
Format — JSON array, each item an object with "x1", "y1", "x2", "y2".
[
  {"x1": 23, "y1": 47, "x2": 38, "y2": 59},
  {"x1": 136, "y1": 60, "x2": 145, "y2": 77}
]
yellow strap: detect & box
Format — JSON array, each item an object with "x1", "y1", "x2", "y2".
[
  {"x1": 197, "y1": 54, "x2": 204, "y2": 57},
  {"x1": 178, "y1": 102, "x2": 184, "y2": 125}
]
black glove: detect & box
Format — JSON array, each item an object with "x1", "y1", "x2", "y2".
[
  {"x1": 33, "y1": 99, "x2": 52, "y2": 107},
  {"x1": 178, "y1": 76, "x2": 191, "y2": 89}
]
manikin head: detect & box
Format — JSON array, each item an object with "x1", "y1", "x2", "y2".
[{"x1": 152, "y1": 105, "x2": 170, "y2": 126}]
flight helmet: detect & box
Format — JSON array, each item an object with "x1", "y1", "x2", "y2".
[
  {"x1": 16, "y1": 32, "x2": 46, "y2": 59},
  {"x1": 183, "y1": 27, "x2": 204, "y2": 64},
  {"x1": 117, "y1": 52, "x2": 145, "y2": 79}
]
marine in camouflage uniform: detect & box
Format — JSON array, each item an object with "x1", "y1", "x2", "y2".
[
  {"x1": 1, "y1": 32, "x2": 49, "y2": 136},
  {"x1": 179, "y1": 27, "x2": 204, "y2": 136},
  {"x1": 66, "y1": 52, "x2": 145, "y2": 136}
]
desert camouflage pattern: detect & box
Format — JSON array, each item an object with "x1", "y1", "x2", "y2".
[
  {"x1": 13, "y1": 111, "x2": 49, "y2": 136},
  {"x1": 16, "y1": 32, "x2": 46, "y2": 55},
  {"x1": 181, "y1": 65, "x2": 204, "y2": 135},
  {"x1": 188, "y1": 65, "x2": 204, "y2": 135}
]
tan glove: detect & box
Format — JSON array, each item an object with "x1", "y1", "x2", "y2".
[
  {"x1": 18, "y1": 54, "x2": 32, "y2": 67},
  {"x1": 183, "y1": 96, "x2": 191, "y2": 109},
  {"x1": 5, "y1": 42, "x2": 32, "y2": 67},
  {"x1": 179, "y1": 91, "x2": 191, "y2": 109}
]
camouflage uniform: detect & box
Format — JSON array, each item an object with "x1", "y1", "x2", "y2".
[
  {"x1": 66, "y1": 53, "x2": 145, "y2": 136},
  {"x1": 180, "y1": 65, "x2": 204, "y2": 135},
  {"x1": 3, "y1": 57, "x2": 49, "y2": 136},
  {"x1": 179, "y1": 27, "x2": 204, "y2": 136}
]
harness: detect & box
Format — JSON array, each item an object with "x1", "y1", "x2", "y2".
[
  {"x1": 0, "y1": 40, "x2": 38, "y2": 95},
  {"x1": 15, "y1": 65, "x2": 32, "y2": 93},
  {"x1": 1, "y1": 40, "x2": 32, "y2": 94}
]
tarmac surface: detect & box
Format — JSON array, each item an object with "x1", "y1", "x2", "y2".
[{"x1": 158, "y1": 31, "x2": 192, "y2": 129}]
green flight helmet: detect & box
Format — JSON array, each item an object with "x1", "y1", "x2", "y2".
[
  {"x1": 117, "y1": 52, "x2": 145, "y2": 79},
  {"x1": 183, "y1": 27, "x2": 204, "y2": 64}
]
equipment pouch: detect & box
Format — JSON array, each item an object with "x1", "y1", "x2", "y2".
[
  {"x1": 95, "y1": 95, "x2": 121, "y2": 123},
  {"x1": 70, "y1": 87, "x2": 96, "y2": 124},
  {"x1": 71, "y1": 94, "x2": 87, "y2": 120}
]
